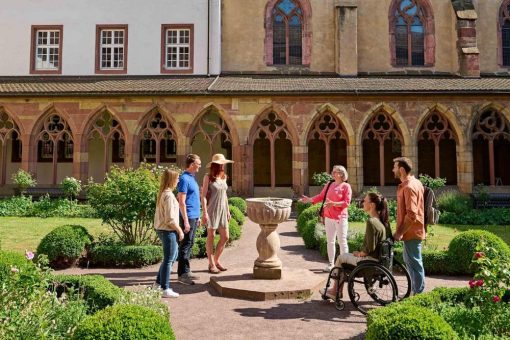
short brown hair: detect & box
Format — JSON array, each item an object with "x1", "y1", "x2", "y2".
[
  {"x1": 185, "y1": 154, "x2": 200, "y2": 168},
  {"x1": 393, "y1": 157, "x2": 413, "y2": 174}
]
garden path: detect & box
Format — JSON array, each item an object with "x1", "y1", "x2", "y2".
[{"x1": 60, "y1": 218, "x2": 468, "y2": 340}]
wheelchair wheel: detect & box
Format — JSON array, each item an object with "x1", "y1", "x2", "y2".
[
  {"x1": 392, "y1": 259, "x2": 411, "y2": 300},
  {"x1": 334, "y1": 300, "x2": 345, "y2": 311},
  {"x1": 347, "y1": 264, "x2": 397, "y2": 315}
]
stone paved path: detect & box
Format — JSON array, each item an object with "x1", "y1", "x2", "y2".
[{"x1": 60, "y1": 218, "x2": 469, "y2": 340}]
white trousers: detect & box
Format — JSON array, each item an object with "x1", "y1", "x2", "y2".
[{"x1": 324, "y1": 216, "x2": 349, "y2": 266}]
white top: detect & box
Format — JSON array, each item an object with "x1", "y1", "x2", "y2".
[{"x1": 154, "y1": 189, "x2": 180, "y2": 231}]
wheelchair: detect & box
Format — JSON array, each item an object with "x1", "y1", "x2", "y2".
[{"x1": 321, "y1": 239, "x2": 411, "y2": 315}]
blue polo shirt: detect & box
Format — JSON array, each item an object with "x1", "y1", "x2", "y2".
[{"x1": 177, "y1": 171, "x2": 201, "y2": 219}]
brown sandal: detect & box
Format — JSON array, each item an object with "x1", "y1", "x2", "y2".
[
  {"x1": 216, "y1": 263, "x2": 227, "y2": 271},
  {"x1": 209, "y1": 265, "x2": 220, "y2": 274}
]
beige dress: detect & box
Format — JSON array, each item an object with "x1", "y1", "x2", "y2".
[{"x1": 207, "y1": 179, "x2": 229, "y2": 229}]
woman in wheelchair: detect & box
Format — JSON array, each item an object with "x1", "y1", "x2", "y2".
[{"x1": 320, "y1": 192, "x2": 392, "y2": 299}]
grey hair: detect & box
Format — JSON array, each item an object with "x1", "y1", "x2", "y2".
[{"x1": 332, "y1": 165, "x2": 348, "y2": 181}]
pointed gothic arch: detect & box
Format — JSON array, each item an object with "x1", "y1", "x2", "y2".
[
  {"x1": 306, "y1": 110, "x2": 348, "y2": 183},
  {"x1": 362, "y1": 109, "x2": 404, "y2": 186},
  {"x1": 471, "y1": 107, "x2": 510, "y2": 186},
  {"x1": 82, "y1": 106, "x2": 126, "y2": 181},
  {"x1": 417, "y1": 109, "x2": 458, "y2": 184},
  {"x1": 0, "y1": 108, "x2": 22, "y2": 185}
]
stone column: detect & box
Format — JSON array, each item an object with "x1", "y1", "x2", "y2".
[
  {"x1": 335, "y1": 0, "x2": 358, "y2": 76},
  {"x1": 455, "y1": 9, "x2": 480, "y2": 78}
]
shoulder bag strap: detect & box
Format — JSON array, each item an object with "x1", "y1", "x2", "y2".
[{"x1": 318, "y1": 180, "x2": 334, "y2": 222}]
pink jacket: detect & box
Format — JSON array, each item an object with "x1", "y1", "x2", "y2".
[{"x1": 311, "y1": 182, "x2": 352, "y2": 220}]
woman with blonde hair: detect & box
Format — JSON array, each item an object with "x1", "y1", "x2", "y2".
[
  {"x1": 202, "y1": 153, "x2": 234, "y2": 274},
  {"x1": 154, "y1": 169, "x2": 184, "y2": 298}
]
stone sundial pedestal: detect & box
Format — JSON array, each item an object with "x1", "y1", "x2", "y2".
[{"x1": 246, "y1": 197, "x2": 292, "y2": 279}]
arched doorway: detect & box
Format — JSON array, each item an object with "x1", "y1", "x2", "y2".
[
  {"x1": 0, "y1": 110, "x2": 22, "y2": 185},
  {"x1": 190, "y1": 109, "x2": 233, "y2": 185},
  {"x1": 252, "y1": 111, "x2": 293, "y2": 188},
  {"x1": 417, "y1": 111, "x2": 457, "y2": 184},
  {"x1": 362, "y1": 111, "x2": 403, "y2": 186},
  {"x1": 35, "y1": 114, "x2": 74, "y2": 185},
  {"x1": 472, "y1": 109, "x2": 510, "y2": 186},
  {"x1": 85, "y1": 110, "x2": 125, "y2": 182},
  {"x1": 138, "y1": 110, "x2": 177, "y2": 167},
  {"x1": 307, "y1": 112, "x2": 347, "y2": 184}
]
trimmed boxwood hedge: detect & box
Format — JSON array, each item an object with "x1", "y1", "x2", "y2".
[
  {"x1": 88, "y1": 245, "x2": 162, "y2": 268},
  {"x1": 366, "y1": 303, "x2": 459, "y2": 340},
  {"x1": 37, "y1": 225, "x2": 93, "y2": 269},
  {"x1": 228, "y1": 197, "x2": 246, "y2": 215},
  {"x1": 447, "y1": 230, "x2": 510, "y2": 275},
  {"x1": 229, "y1": 205, "x2": 245, "y2": 225},
  {"x1": 297, "y1": 204, "x2": 321, "y2": 235},
  {"x1": 51, "y1": 274, "x2": 124, "y2": 312},
  {"x1": 228, "y1": 218, "x2": 241, "y2": 241},
  {"x1": 73, "y1": 304, "x2": 174, "y2": 340}
]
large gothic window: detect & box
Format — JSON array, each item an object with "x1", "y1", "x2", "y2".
[
  {"x1": 0, "y1": 110, "x2": 21, "y2": 185},
  {"x1": 139, "y1": 111, "x2": 176, "y2": 165},
  {"x1": 362, "y1": 111, "x2": 403, "y2": 186},
  {"x1": 390, "y1": 0, "x2": 435, "y2": 67},
  {"x1": 190, "y1": 109, "x2": 233, "y2": 185},
  {"x1": 472, "y1": 109, "x2": 510, "y2": 186},
  {"x1": 307, "y1": 112, "x2": 347, "y2": 184},
  {"x1": 35, "y1": 114, "x2": 74, "y2": 185},
  {"x1": 252, "y1": 111, "x2": 292, "y2": 187},
  {"x1": 86, "y1": 111, "x2": 125, "y2": 180},
  {"x1": 499, "y1": 0, "x2": 510, "y2": 66},
  {"x1": 417, "y1": 112, "x2": 457, "y2": 185},
  {"x1": 265, "y1": 0, "x2": 311, "y2": 66}
]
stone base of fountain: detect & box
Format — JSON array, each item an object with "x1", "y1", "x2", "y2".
[
  {"x1": 210, "y1": 268, "x2": 326, "y2": 301},
  {"x1": 253, "y1": 266, "x2": 281, "y2": 279}
]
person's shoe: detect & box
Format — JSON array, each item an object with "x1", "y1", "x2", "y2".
[
  {"x1": 178, "y1": 274, "x2": 195, "y2": 285},
  {"x1": 187, "y1": 271, "x2": 200, "y2": 280},
  {"x1": 324, "y1": 264, "x2": 333, "y2": 273},
  {"x1": 161, "y1": 288, "x2": 179, "y2": 298}
]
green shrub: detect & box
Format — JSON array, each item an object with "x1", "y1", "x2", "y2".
[
  {"x1": 73, "y1": 304, "x2": 174, "y2": 340},
  {"x1": 118, "y1": 287, "x2": 170, "y2": 319},
  {"x1": 229, "y1": 218, "x2": 241, "y2": 241},
  {"x1": 394, "y1": 248, "x2": 450, "y2": 275},
  {"x1": 87, "y1": 164, "x2": 160, "y2": 245},
  {"x1": 437, "y1": 191, "x2": 472, "y2": 214},
  {"x1": 0, "y1": 250, "x2": 37, "y2": 283},
  {"x1": 302, "y1": 219, "x2": 320, "y2": 249},
  {"x1": 447, "y1": 230, "x2": 510, "y2": 274},
  {"x1": 228, "y1": 197, "x2": 246, "y2": 215},
  {"x1": 61, "y1": 176, "x2": 82, "y2": 199},
  {"x1": 347, "y1": 203, "x2": 367, "y2": 222},
  {"x1": 296, "y1": 201, "x2": 312, "y2": 218},
  {"x1": 0, "y1": 195, "x2": 33, "y2": 216},
  {"x1": 51, "y1": 274, "x2": 124, "y2": 312},
  {"x1": 37, "y1": 225, "x2": 93, "y2": 269},
  {"x1": 89, "y1": 245, "x2": 162, "y2": 268},
  {"x1": 366, "y1": 304, "x2": 458, "y2": 340},
  {"x1": 297, "y1": 204, "x2": 321, "y2": 234},
  {"x1": 191, "y1": 235, "x2": 220, "y2": 258},
  {"x1": 418, "y1": 174, "x2": 446, "y2": 190},
  {"x1": 229, "y1": 205, "x2": 245, "y2": 225},
  {"x1": 311, "y1": 172, "x2": 332, "y2": 186},
  {"x1": 12, "y1": 169, "x2": 36, "y2": 193},
  {"x1": 439, "y1": 208, "x2": 510, "y2": 225}
]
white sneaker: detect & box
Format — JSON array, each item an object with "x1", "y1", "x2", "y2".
[
  {"x1": 324, "y1": 264, "x2": 333, "y2": 273},
  {"x1": 162, "y1": 288, "x2": 179, "y2": 298}
]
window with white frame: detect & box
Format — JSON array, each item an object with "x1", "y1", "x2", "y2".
[
  {"x1": 35, "y1": 30, "x2": 61, "y2": 70},
  {"x1": 165, "y1": 28, "x2": 190, "y2": 69},
  {"x1": 100, "y1": 29, "x2": 125, "y2": 69}
]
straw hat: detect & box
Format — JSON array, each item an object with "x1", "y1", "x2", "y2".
[{"x1": 206, "y1": 153, "x2": 234, "y2": 168}]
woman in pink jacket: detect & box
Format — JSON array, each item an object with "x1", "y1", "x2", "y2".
[{"x1": 301, "y1": 165, "x2": 352, "y2": 272}]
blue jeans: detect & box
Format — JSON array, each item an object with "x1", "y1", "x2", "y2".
[
  {"x1": 156, "y1": 230, "x2": 179, "y2": 290},
  {"x1": 403, "y1": 239, "x2": 425, "y2": 294},
  {"x1": 177, "y1": 217, "x2": 199, "y2": 276}
]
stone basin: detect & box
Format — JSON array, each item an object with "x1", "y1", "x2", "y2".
[{"x1": 246, "y1": 197, "x2": 292, "y2": 225}]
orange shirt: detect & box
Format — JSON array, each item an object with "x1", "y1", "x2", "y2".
[{"x1": 396, "y1": 176, "x2": 425, "y2": 241}]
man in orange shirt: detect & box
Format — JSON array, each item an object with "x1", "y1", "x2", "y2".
[{"x1": 392, "y1": 157, "x2": 426, "y2": 294}]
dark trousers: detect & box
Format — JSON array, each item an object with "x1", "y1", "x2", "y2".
[{"x1": 177, "y1": 217, "x2": 199, "y2": 276}]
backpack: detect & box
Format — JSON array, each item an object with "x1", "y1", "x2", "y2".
[{"x1": 423, "y1": 185, "x2": 440, "y2": 230}]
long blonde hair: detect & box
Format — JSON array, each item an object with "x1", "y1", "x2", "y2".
[{"x1": 157, "y1": 169, "x2": 179, "y2": 206}]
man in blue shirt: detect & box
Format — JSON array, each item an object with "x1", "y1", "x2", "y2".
[{"x1": 177, "y1": 154, "x2": 202, "y2": 285}]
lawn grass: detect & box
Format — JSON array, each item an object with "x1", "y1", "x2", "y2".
[
  {"x1": 0, "y1": 217, "x2": 108, "y2": 254},
  {"x1": 346, "y1": 221, "x2": 510, "y2": 251}
]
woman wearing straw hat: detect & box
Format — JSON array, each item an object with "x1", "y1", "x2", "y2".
[{"x1": 201, "y1": 153, "x2": 234, "y2": 273}]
